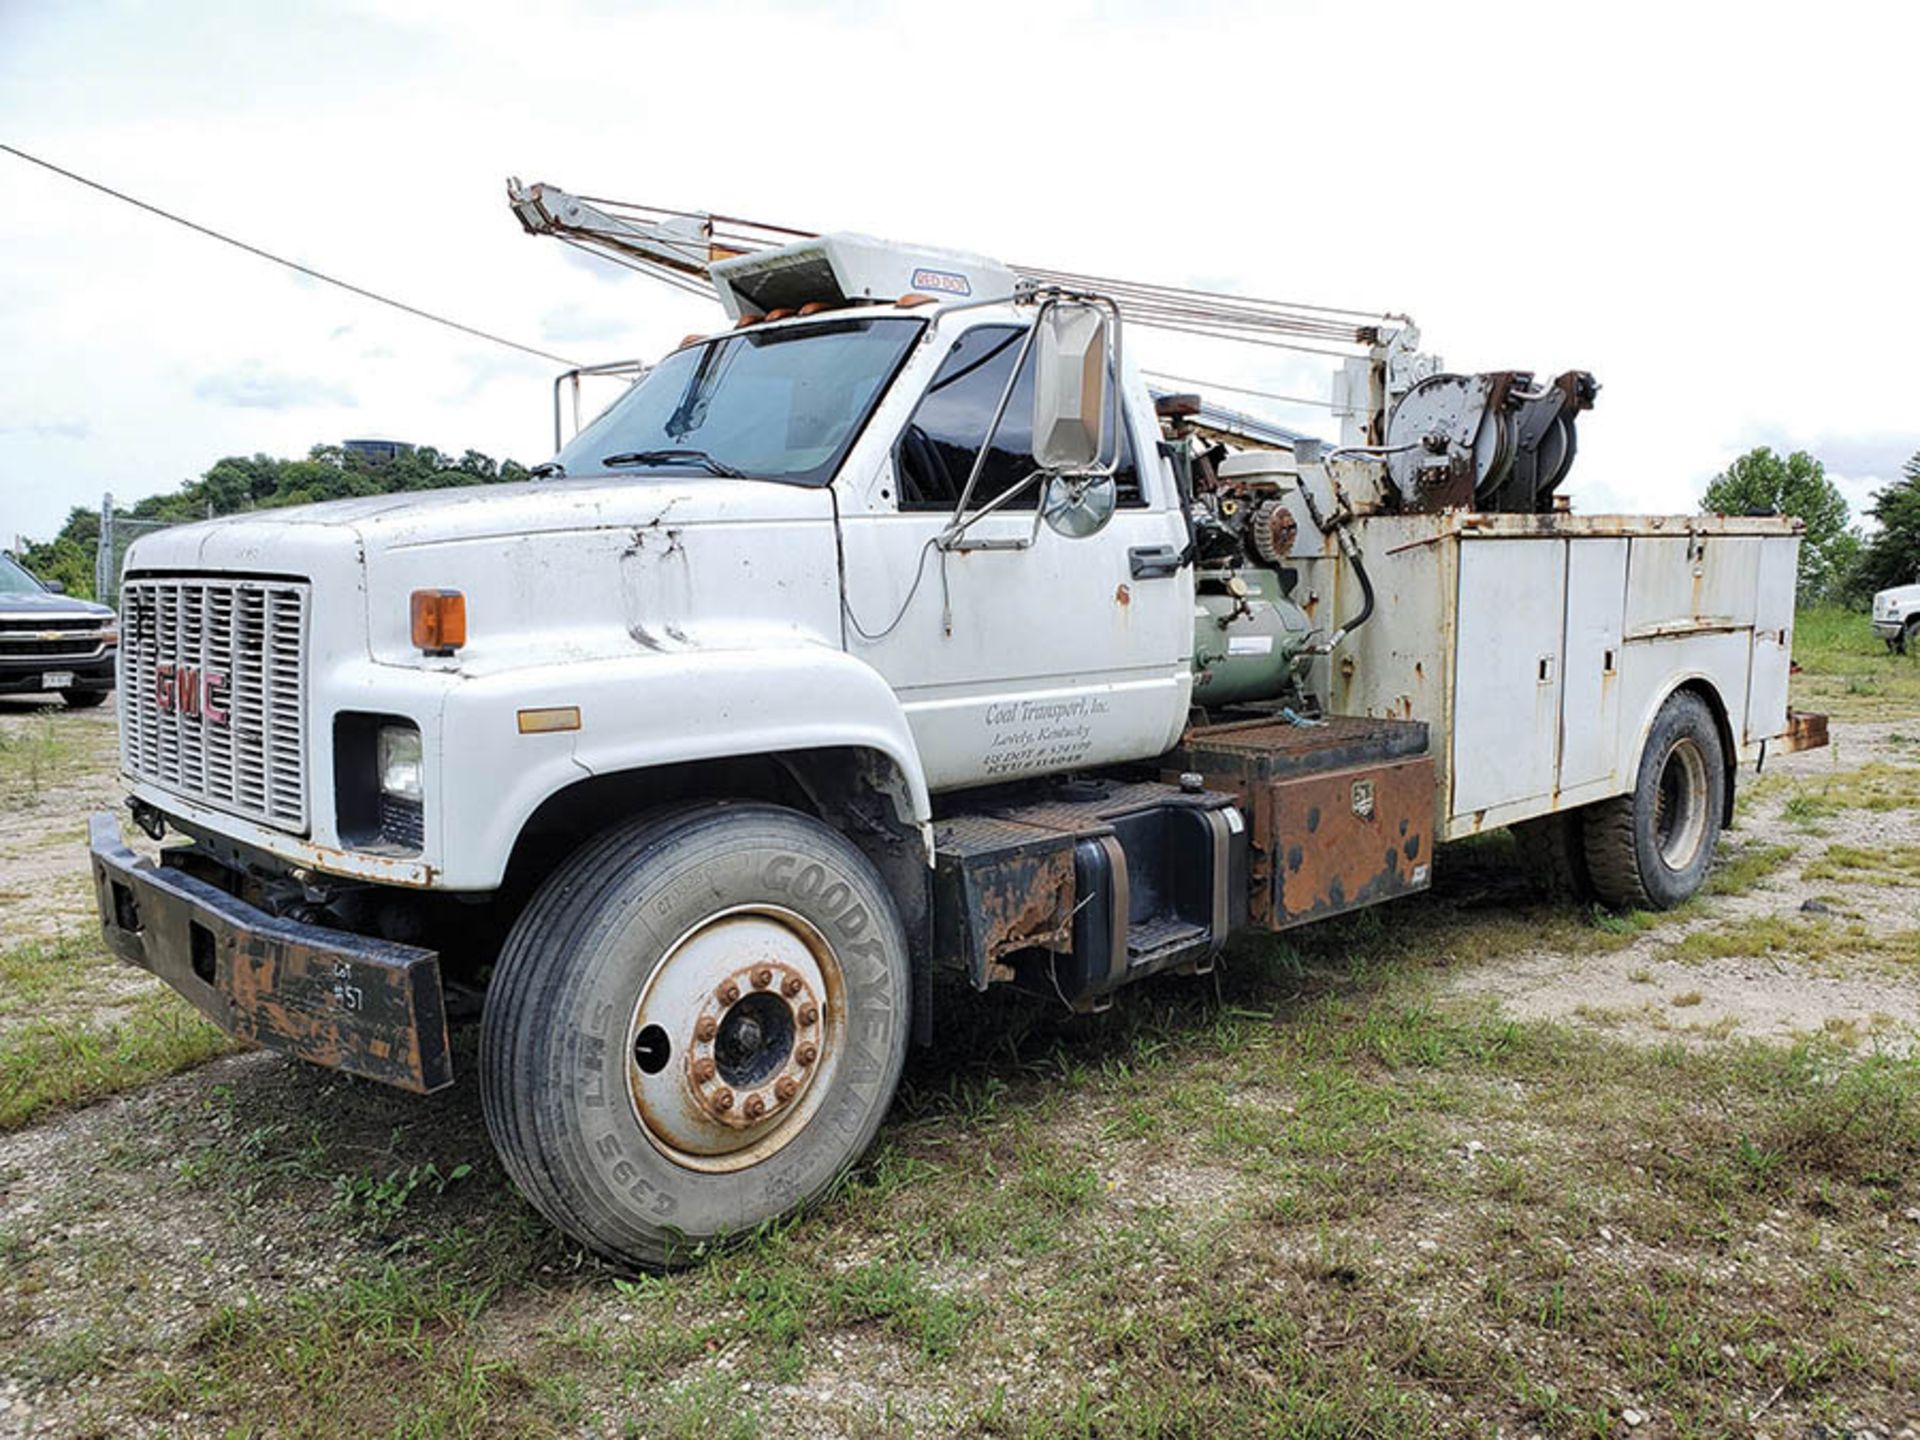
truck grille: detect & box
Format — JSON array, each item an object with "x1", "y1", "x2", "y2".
[
  {"x1": 120, "y1": 576, "x2": 310, "y2": 832},
  {"x1": 0, "y1": 615, "x2": 112, "y2": 663}
]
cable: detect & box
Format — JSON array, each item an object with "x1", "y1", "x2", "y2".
[
  {"x1": 842, "y1": 535, "x2": 944, "y2": 642},
  {"x1": 2, "y1": 142, "x2": 582, "y2": 367},
  {"x1": 1143, "y1": 370, "x2": 1336, "y2": 411}
]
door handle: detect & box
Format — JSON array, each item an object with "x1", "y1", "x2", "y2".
[{"x1": 1129, "y1": 545, "x2": 1182, "y2": 580}]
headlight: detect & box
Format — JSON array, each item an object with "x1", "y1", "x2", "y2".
[{"x1": 377, "y1": 724, "x2": 423, "y2": 801}]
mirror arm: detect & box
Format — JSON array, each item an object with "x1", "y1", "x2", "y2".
[
  {"x1": 940, "y1": 288, "x2": 1126, "y2": 550},
  {"x1": 943, "y1": 319, "x2": 1045, "y2": 539},
  {"x1": 942, "y1": 469, "x2": 1048, "y2": 551}
]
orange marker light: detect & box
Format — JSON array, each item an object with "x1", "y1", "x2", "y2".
[{"x1": 410, "y1": 590, "x2": 467, "y2": 653}]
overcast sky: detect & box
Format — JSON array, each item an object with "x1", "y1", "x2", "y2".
[{"x1": 3, "y1": 0, "x2": 1915, "y2": 548}]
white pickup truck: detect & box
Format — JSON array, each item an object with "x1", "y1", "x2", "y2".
[
  {"x1": 1874, "y1": 578, "x2": 1920, "y2": 652},
  {"x1": 90, "y1": 224, "x2": 1822, "y2": 1269}
]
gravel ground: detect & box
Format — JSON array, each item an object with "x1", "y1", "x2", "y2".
[{"x1": 1439, "y1": 721, "x2": 1920, "y2": 1051}]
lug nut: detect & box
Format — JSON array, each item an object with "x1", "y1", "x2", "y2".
[
  {"x1": 751, "y1": 966, "x2": 773, "y2": 989},
  {"x1": 712, "y1": 1088, "x2": 735, "y2": 1112},
  {"x1": 743, "y1": 1093, "x2": 766, "y2": 1119},
  {"x1": 781, "y1": 975, "x2": 802, "y2": 997},
  {"x1": 798, "y1": 1003, "x2": 819, "y2": 1027},
  {"x1": 691, "y1": 1057, "x2": 716, "y2": 1083},
  {"x1": 718, "y1": 981, "x2": 740, "y2": 1005},
  {"x1": 774, "y1": 1076, "x2": 798, "y2": 1103},
  {"x1": 796, "y1": 1043, "x2": 818, "y2": 1068},
  {"x1": 694, "y1": 1016, "x2": 718, "y2": 1043}
]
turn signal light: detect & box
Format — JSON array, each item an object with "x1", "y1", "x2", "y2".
[{"x1": 410, "y1": 590, "x2": 466, "y2": 654}]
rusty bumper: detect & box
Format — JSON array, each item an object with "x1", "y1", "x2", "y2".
[{"x1": 88, "y1": 813, "x2": 452, "y2": 1093}]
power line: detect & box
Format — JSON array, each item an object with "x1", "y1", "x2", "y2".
[
  {"x1": 1, "y1": 141, "x2": 582, "y2": 368},
  {"x1": 1143, "y1": 370, "x2": 1337, "y2": 411}
]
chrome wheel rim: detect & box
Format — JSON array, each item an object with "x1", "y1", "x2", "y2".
[
  {"x1": 625, "y1": 904, "x2": 844, "y2": 1174},
  {"x1": 1653, "y1": 736, "x2": 1709, "y2": 871}
]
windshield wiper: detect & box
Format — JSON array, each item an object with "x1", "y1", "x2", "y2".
[{"x1": 601, "y1": 448, "x2": 745, "y2": 478}]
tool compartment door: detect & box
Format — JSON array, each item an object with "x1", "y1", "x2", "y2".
[
  {"x1": 1746, "y1": 536, "x2": 1796, "y2": 744},
  {"x1": 1558, "y1": 537, "x2": 1628, "y2": 792},
  {"x1": 1449, "y1": 537, "x2": 1567, "y2": 819}
]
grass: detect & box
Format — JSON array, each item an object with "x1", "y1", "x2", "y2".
[
  {"x1": 0, "y1": 987, "x2": 237, "y2": 1130},
  {"x1": 1791, "y1": 604, "x2": 1920, "y2": 721},
  {"x1": 1705, "y1": 839, "x2": 1796, "y2": 896},
  {"x1": 0, "y1": 712, "x2": 83, "y2": 806},
  {"x1": 1803, "y1": 842, "x2": 1920, "y2": 887},
  {"x1": 1666, "y1": 915, "x2": 1920, "y2": 975},
  {"x1": 16, "y1": 961, "x2": 1908, "y2": 1438},
  {"x1": 0, "y1": 933, "x2": 238, "y2": 1130}
]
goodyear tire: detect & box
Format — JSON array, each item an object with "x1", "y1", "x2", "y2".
[
  {"x1": 1583, "y1": 691, "x2": 1725, "y2": 911},
  {"x1": 480, "y1": 803, "x2": 911, "y2": 1271}
]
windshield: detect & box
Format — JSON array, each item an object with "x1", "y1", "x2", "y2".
[
  {"x1": 0, "y1": 555, "x2": 46, "y2": 597},
  {"x1": 555, "y1": 316, "x2": 922, "y2": 486}
]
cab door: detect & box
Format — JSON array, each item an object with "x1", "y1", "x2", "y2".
[{"x1": 836, "y1": 321, "x2": 1192, "y2": 793}]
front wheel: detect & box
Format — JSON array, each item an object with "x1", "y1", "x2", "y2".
[
  {"x1": 1583, "y1": 691, "x2": 1726, "y2": 910},
  {"x1": 480, "y1": 803, "x2": 911, "y2": 1270},
  {"x1": 1899, "y1": 618, "x2": 1918, "y2": 656},
  {"x1": 61, "y1": 689, "x2": 109, "y2": 709}
]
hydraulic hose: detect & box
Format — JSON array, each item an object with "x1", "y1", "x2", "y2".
[
  {"x1": 1322, "y1": 531, "x2": 1375, "y2": 651},
  {"x1": 1295, "y1": 471, "x2": 1376, "y2": 653}
]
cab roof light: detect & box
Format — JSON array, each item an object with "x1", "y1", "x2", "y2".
[
  {"x1": 895, "y1": 293, "x2": 938, "y2": 308},
  {"x1": 410, "y1": 589, "x2": 466, "y2": 655}
]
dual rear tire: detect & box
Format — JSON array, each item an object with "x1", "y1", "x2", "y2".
[{"x1": 1524, "y1": 690, "x2": 1725, "y2": 912}]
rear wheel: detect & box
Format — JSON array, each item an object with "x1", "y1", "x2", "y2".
[
  {"x1": 1583, "y1": 691, "x2": 1725, "y2": 910},
  {"x1": 480, "y1": 803, "x2": 911, "y2": 1270}
]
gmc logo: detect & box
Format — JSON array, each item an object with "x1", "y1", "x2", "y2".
[{"x1": 155, "y1": 663, "x2": 231, "y2": 726}]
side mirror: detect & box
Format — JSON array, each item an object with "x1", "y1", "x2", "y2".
[
  {"x1": 44, "y1": 580, "x2": 66, "y2": 595},
  {"x1": 1030, "y1": 302, "x2": 1110, "y2": 473},
  {"x1": 1041, "y1": 473, "x2": 1117, "y2": 539}
]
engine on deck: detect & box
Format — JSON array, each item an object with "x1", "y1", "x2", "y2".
[{"x1": 1157, "y1": 395, "x2": 1319, "y2": 713}]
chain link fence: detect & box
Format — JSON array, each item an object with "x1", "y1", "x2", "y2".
[{"x1": 95, "y1": 496, "x2": 177, "y2": 610}]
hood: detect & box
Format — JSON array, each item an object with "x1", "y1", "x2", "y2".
[
  {"x1": 0, "y1": 589, "x2": 114, "y2": 619},
  {"x1": 129, "y1": 476, "x2": 832, "y2": 566}
]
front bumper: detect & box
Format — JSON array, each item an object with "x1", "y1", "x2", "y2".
[
  {"x1": 0, "y1": 653, "x2": 114, "y2": 694},
  {"x1": 88, "y1": 813, "x2": 452, "y2": 1092},
  {"x1": 1872, "y1": 617, "x2": 1906, "y2": 640}
]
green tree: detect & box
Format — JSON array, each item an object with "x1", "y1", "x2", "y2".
[
  {"x1": 1701, "y1": 447, "x2": 1854, "y2": 601},
  {"x1": 1852, "y1": 450, "x2": 1920, "y2": 599},
  {"x1": 14, "y1": 444, "x2": 528, "y2": 602}
]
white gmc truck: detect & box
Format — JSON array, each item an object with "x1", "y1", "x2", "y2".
[{"x1": 90, "y1": 205, "x2": 1823, "y2": 1269}]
